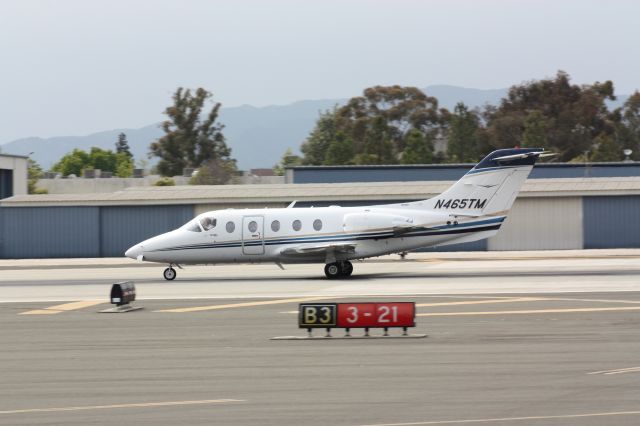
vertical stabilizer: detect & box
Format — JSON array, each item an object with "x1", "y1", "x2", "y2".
[{"x1": 421, "y1": 148, "x2": 545, "y2": 216}]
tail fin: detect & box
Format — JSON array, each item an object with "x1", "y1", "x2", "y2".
[{"x1": 422, "y1": 148, "x2": 545, "y2": 216}]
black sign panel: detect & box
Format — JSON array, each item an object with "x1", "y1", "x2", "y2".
[{"x1": 298, "y1": 303, "x2": 337, "y2": 328}]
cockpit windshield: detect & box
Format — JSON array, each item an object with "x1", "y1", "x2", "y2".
[
  {"x1": 200, "y1": 217, "x2": 217, "y2": 231},
  {"x1": 181, "y1": 219, "x2": 202, "y2": 233}
]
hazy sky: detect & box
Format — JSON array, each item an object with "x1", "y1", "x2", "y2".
[{"x1": 1, "y1": 0, "x2": 638, "y2": 144}]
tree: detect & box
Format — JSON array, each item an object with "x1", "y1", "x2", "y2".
[
  {"x1": 89, "y1": 147, "x2": 117, "y2": 172},
  {"x1": 336, "y1": 85, "x2": 444, "y2": 162},
  {"x1": 301, "y1": 86, "x2": 448, "y2": 165},
  {"x1": 615, "y1": 91, "x2": 640, "y2": 161},
  {"x1": 300, "y1": 108, "x2": 339, "y2": 165},
  {"x1": 150, "y1": 87, "x2": 237, "y2": 181},
  {"x1": 484, "y1": 71, "x2": 617, "y2": 161},
  {"x1": 190, "y1": 157, "x2": 238, "y2": 185},
  {"x1": 590, "y1": 133, "x2": 622, "y2": 162},
  {"x1": 447, "y1": 103, "x2": 481, "y2": 162},
  {"x1": 52, "y1": 149, "x2": 91, "y2": 176},
  {"x1": 51, "y1": 147, "x2": 133, "y2": 177},
  {"x1": 324, "y1": 132, "x2": 355, "y2": 165},
  {"x1": 115, "y1": 152, "x2": 134, "y2": 177},
  {"x1": 400, "y1": 129, "x2": 433, "y2": 164},
  {"x1": 273, "y1": 148, "x2": 303, "y2": 175},
  {"x1": 27, "y1": 159, "x2": 44, "y2": 194},
  {"x1": 522, "y1": 110, "x2": 549, "y2": 149},
  {"x1": 115, "y1": 132, "x2": 132, "y2": 158},
  {"x1": 358, "y1": 115, "x2": 395, "y2": 164}
]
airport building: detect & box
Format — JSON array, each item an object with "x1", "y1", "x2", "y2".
[
  {"x1": 0, "y1": 153, "x2": 28, "y2": 200},
  {"x1": 0, "y1": 173, "x2": 639, "y2": 258},
  {"x1": 287, "y1": 162, "x2": 640, "y2": 183}
]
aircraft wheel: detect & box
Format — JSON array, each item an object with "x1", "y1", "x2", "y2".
[
  {"x1": 163, "y1": 267, "x2": 177, "y2": 281},
  {"x1": 324, "y1": 263, "x2": 341, "y2": 279},
  {"x1": 339, "y1": 261, "x2": 353, "y2": 277}
]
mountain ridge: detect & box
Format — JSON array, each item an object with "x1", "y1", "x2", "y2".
[{"x1": 1, "y1": 85, "x2": 629, "y2": 170}]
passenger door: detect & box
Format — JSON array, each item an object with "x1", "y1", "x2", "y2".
[{"x1": 242, "y1": 216, "x2": 265, "y2": 255}]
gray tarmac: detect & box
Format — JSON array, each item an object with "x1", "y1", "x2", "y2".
[{"x1": 1, "y1": 251, "x2": 640, "y2": 425}]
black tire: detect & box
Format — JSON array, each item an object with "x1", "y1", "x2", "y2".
[
  {"x1": 163, "y1": 267, "x2": 177, "y2": 281},
  {"x1": 324, "y1": 263, "x2": 341, "y2": 279},
  {"x1": 339, "y1": 261, "x2": 353, "y2": 277}
]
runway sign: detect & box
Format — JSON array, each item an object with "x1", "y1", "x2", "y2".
[
  {"x1": 298, "y1": 303, "x2": 338, "y2": 328},
  {"x1": 298, "y1": 302, "x2": 415, "y2": 329},
  {"x1": 337, "y1": 302, "x2": 415, "y2": 328}
]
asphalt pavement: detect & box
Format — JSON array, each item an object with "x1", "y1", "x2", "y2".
[{"x1": 1, "y1": 252, "x2": 640, "y2": 425}]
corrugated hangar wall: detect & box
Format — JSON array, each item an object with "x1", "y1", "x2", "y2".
[
  {"x1": 583, "y1": 196, "x2": 640, "y2": 249},
  {"x1": 100, "y1": 206, "x2": 194, "y2": 257},
  {"x1": 1, "y1": 194, "x2": 639, "y2": 258},
  {"x1": 0, "y1": 207, "x2": 101, "y2": 258},
  {"x1": 0, "y1": 205, "x2": 194, "y2": 259},
  {"x1": 488, "y1": 197, "x2": 583, "y2": 250}
]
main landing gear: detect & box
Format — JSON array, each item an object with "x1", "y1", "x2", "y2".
[
  {"x1": 163, "y1": 266, "x2": 177, "y2": 281},
  {"x1": 324, "y1": 260, "x2": 353, "y2": 279}
]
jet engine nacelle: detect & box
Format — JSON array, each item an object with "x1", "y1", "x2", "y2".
[{"x1": 342, "y1": 212, "x2": 413, "y2": 232}]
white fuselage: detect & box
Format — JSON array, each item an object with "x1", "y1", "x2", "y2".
[
  {"x1": 124, "y1": 149, "x2": 545, "y2": 278},
  {"x1": 125, "y1": 205, "x2": 505, "y2": 265}
]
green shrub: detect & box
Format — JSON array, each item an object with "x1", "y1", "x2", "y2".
[{"x1": 154, "y1": 177, "x2": 176, "y2": 186}]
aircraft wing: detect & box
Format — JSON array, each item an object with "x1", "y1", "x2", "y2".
[
  {"x1": 280, "y1": 241, "x2": 357, "y2": 256},
  {"x1": 392, "y1": 220, "x2": 443, "y2": 235}
]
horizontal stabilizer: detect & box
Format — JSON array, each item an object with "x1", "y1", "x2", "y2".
[{"x1": 493, "y1": 151, "x2": 555, "y2": 163}]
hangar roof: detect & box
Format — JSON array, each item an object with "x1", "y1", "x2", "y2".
[
  {"x1": 2, "y1": 177, "x2": 640, "y2": 207},
  {"x1": 0, "y1": 153, "x2": 29, "y2": 159}
]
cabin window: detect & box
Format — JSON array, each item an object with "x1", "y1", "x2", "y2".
[
  {"x1": 292, "y1": 219, "x2": 302, "y2": 231},
  {"x1": 200, "y1": 217, "x2": 217, "y2": 231},
  {"x1": 248, "y1": 220, "x2": 258, "y2": 233},
  {"x1": 313, "y1": 219, "x2": 322, "y2": 231},
  {"x1": 182, "y1": 219, "x2": 202, "y2": 232},
  {"x1": 226, "y1": 221, "x2": 235, "y2": 233},
  {"x1": 271, "y1": 220, "x2": 280, "y2": 232}
]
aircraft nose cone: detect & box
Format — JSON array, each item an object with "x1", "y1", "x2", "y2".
[{"x1": 125, "y1": 245, "x2": 143, "y2": 259}]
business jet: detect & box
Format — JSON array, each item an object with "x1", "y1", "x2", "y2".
[{"x1": 125, "y1": 148, "x2": 549, "y2": 280}]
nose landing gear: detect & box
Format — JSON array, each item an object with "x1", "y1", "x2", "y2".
[
  {"x1": 163, "y1": 266, "x2": 177, "y2": 281},
  {"x1": 324, "y1": 260, "x2": 353, "y2": 279}
]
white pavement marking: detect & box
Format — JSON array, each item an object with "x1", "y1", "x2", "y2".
[
  {"x1": 416, "y1": 306, "x2": 640, "y2": 316},
  {"x1": 588, "y1": 366, "x2": 640, "y2": 375},
  {"x1": 359, "y1": 410, "x2": 640, "y2": 425},
  {"x1": 416, "y1": 297, "x2": 542, "y2": 307},
  {"x1": 280, "y1": 297, "x2": 541, "y2": 314},
  {"x1": 0, "y1": 399, "x2": 245, "y2": 415},
  {"x1": 547, "y1": 296, "x2": 640, "y2": 304}
]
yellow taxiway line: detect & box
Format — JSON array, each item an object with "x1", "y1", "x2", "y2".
[
  {"x1": 156, "y1": 296, "x2": 336, "y2": 313},
  {"x1": 0, "y1": 399, "x2": 244, "y2": 415},
  {"x1": 20, "y1": 300, "x2": 104, "y2": 315},
  {"x1": 417, "y1": 306, "x2": 640, "y2": 317},
  {"x1": 360, "y1": 410, "x2": 640, "y2": 425}
]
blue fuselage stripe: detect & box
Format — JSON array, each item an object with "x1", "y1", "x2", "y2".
[{"x1": 151, "y1": 216, "x2": 505, "y2": 253}]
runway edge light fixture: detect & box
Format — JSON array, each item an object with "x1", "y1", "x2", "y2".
[{"x1": 99, "y1": 281, "x2": 143, "y2": 313}]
